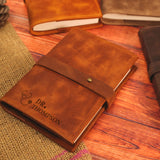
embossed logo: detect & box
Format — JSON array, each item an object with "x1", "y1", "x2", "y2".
[
  {"x1": 20, "y1": 90, "x2": 32, "y2": 105},
  {"x1": 20, "y1": 90, "x2": 60, "y2": 125}
]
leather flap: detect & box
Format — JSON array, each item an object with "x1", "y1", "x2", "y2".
[{"x1": 37, "y1": 56, "x2": 115, "y2": 106}]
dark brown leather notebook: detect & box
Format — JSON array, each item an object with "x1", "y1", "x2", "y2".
[
  {"x1": 101, "y1": 0, "x2": 160, "y2": 26},
  {"x1": 0, "y1": 29, "x2": 137, "y2": 151},
  {"x1": 24, "y1": 0, "x2": 102, "y2": 35},
  {"x1": 139, "y1": 26, "x2": 160, "y2": 106}
]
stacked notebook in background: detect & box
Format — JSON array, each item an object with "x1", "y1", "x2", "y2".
[
  {"x1": 101, "y1": 0, "x2": 160, "y2": 26},
  {"x1": 139, "y1": 26, "x2": 160, "y2": 106},
  {"x1": 24, "y1": 0, "x2": 160, "y2": 36},
  {"x1": 0, "y1": 29, "x2": 137, "y2": 151},
  {"x1": 24, "y1": 0, "x2": 102, "y2": 35}
]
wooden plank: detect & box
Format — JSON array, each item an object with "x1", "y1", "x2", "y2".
[
  {"x1": 7, "y1": 0, "x2": 28, "y2": 18},
  {"x1": 85, "y1": 114, "x2": 160, "y2": 160}
]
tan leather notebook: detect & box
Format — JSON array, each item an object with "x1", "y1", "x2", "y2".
[
  {"x1": 101, "y1": 0, "x2": 160, "y2": 26},
  {"x1": 0, "y1": 29, "x2": 137, "y2": 151},
  {"x1": 24, "y1": 0, "x2": 102, "y2": 35}
]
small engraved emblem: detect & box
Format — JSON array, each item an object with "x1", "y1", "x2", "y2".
[
  {"x1": 20, "y1": 91, "x2": 60, "y2": 125},
  {"x1": 20, "y1": 90, "x2": 32, "y2": 105}
]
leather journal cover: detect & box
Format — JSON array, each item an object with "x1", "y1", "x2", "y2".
[
  {"x1": 101, "y1": 0, "x2": 160, "y2": 26},
  {"x1": 139, "y1": 26, "x2": 160, "y2": 106},
  {"x1": 0, "y1": 29, "x2": 137, "y2": 151},
  {"x1": 24, "y1": 0, "x2": 102, "y2": 35}
]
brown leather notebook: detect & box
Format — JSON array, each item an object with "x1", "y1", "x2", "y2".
[
  {"x1": 0, "y1": 29, "x2": 137, "y2": 151},
  {"x1": 139, "y1": 26, "x2": 160, "y2": 106},
  {"x1": 101, "y1": 0, "x2": 160, "y2": 26},
  {"x1": 24, "y1": 0, "x2": 102, "y2": 35}
]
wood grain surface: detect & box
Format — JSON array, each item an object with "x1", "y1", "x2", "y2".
[{"x1": 6, "y1": 0, "x2": 160, "y2": 159}]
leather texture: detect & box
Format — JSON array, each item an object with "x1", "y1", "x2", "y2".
[
  {"x1": 148, "y1": 61, "x2": 160, "y2": 81},
  {"x1": 24, "y1": 0, "x2": 102, "y2": 35},
  {"x1": 37, "y1": 56, "x2": 115, "y2": 105},
  {"x1": 0, "y1": 29, "x2": 137, "y2": 151},
  {"x1": 101, "y1": 0, "x2": 160, "y2": 26},
  {"x1": 139, "y1": 26, "x2": 160, "y2": 106}
]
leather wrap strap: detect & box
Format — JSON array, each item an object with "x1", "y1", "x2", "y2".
[
  {"x1": 36, "y1": 56, "x2": 115, "y2": 105},
  {"x1": 149, "y1": 61, "x2": 160, "y2": 82}
]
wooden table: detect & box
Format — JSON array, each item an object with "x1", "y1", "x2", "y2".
[{"x1": 7, "y1": 1, "x2": 160, "y2": 159}]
